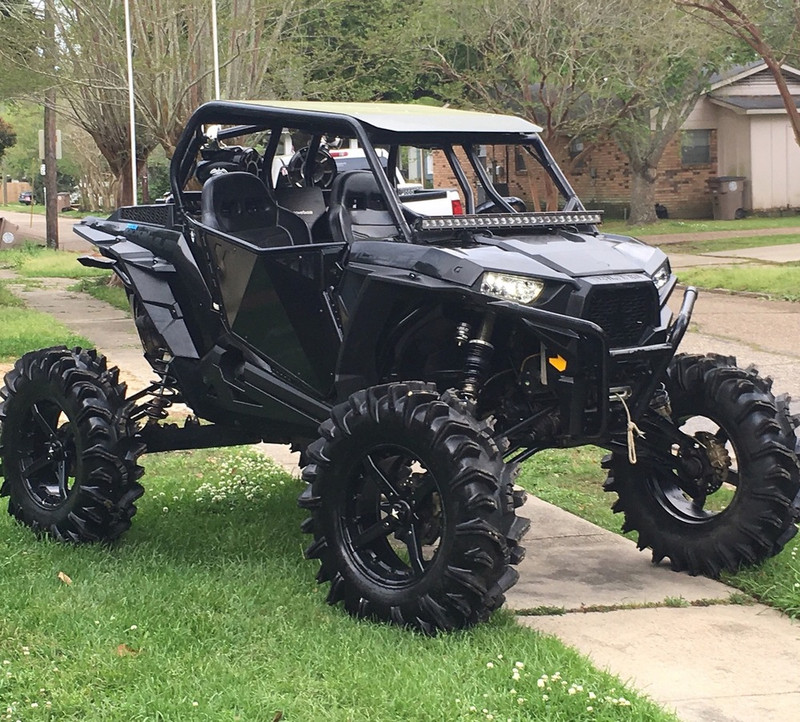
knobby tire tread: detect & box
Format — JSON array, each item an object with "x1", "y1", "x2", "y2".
[
  {"x1": 0, "y1": 346, "x2": 144, "y2": 543},
  {"x1": 604, "y1": 353, "x2": 800, "y2": 577},
  {"x1": 298, "y1": 381, "x2": 529, "y2": 634}
]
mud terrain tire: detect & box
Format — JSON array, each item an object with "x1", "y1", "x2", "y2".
[
  {"x1": 0, "y1": 347, "x2": 144, "y2": 542},
  {"x1": 298, "y1": 382, "x2": 529, "y2": 633},
  {"x1": 604, "y1": 354, "x2": 800, "y2": 576}
]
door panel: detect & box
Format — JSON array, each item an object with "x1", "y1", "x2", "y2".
[{"x1": 203, "y1": 230, "x2": 346, "y2": 394}]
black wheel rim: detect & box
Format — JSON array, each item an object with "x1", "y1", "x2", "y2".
[
  {"x1": 339, "y1": 444, "x2": 446, "y2": 589},
  {"x1": 16, "y1": 398, "x2": 79, "y2": 509},
  {"x1": 648, "y1": 413, "x2": 740, "y2": 524}
]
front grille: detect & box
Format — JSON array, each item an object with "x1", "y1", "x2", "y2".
[{"x1": 584, "y1": 285, "x2": 657, "y2": 348}]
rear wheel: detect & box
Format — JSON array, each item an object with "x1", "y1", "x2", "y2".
[
  {"x1": 0, "y1": 347, "x2": 144, "y2": 542},
  {"x1": 604, "y1": 354, "x2": 800, "y2": 576},
  {"x1": 298, "y1": 382, "x2": 529, "y2": 633}
]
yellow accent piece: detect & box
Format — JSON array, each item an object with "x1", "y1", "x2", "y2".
[{"x1": 548, "y1": 355, "x2": 567, "y2": 372}]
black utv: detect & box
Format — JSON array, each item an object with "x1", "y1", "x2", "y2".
[{"x1": 1, "y1": 101, "x2": 798, "y2": 634}]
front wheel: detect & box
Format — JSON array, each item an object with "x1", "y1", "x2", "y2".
[
  {"x1": 298, "y1": 383, "x2": 529, "y2": 634},
  {"x1": 0, "y1": 347, "x2": 145, "y2": 542},
  {"x1": 604, "y1": 354, "x2": 800, "y2": 576}
]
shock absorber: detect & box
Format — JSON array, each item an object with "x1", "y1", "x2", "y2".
[{"x1": 461, "y1": 313, "x2": 496, "y2": 400}]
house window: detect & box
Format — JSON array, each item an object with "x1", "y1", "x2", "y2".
[
  {"x1": 514, "y1": 147, "x2": 528, "y2": 173},
  {"x1": 681, "y1": 129, "x2": 711, "y2": 165},
  {"x1": 569, "y1": 137, "x2": 585, "y2": 158}
]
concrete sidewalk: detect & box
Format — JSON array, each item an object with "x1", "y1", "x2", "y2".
[{"x1": 2, "y1": 239, "x2": 800, "y2": 721}]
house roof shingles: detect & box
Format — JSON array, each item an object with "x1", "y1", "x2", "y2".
[{"x1": 709, "y1": 94, "x2": 800, "y2": 111}]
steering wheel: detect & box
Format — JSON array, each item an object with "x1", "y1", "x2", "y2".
[
  {"x1": 286, "y1": 147, "x2": 337, "y2": 189},
  {"x1": 195, "y1": 147, "x2": 262, "y2": 184}
]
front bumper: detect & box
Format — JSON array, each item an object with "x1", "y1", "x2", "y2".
[{"x1": 489, "y1": 286, "x2": 697, "y2": 443}]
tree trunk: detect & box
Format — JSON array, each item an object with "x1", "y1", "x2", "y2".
[{"x1": 628, "y1": 165, "x2": 658, "y2": 225}]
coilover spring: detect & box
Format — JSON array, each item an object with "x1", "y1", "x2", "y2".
[{"x1": 461, "y1": 313, "x2": 496, "y2": 400}]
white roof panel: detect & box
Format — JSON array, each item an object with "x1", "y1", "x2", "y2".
[{"x1": 238, "y1": 100, "x2": 543, "y2": 134}]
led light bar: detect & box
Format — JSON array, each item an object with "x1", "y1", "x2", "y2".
[{"x1": 416, "y1": 210, "x2": 603, "y2": 232}]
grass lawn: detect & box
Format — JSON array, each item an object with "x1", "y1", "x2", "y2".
[
  {"x1": 0, "y1": 203, "x2": 85, "y2": 219},
  {"x1": 71, "y1": 277, "x2": 130, "y2": 311},
  {"x1": 677, "y1": 263, "x2": 800, "y2": 302},
  {"x1": 517, "y1": 448, "x2": 800, "y2": 619},
  {"x1": 661, "y1": 233, "x2": 800, "y2": 255},
  {"x1": 0, "y1": 448, "x2": 677, "y2": 722},
  {"x1": 603, "y1": 215, "x2": 800, "y2": 237},
  {"x1": 0, "y1": 246, "x2": 107, "y2": 280},
  {"x1": 0, "y1": 280, "x2": 90, "y2": 360}
]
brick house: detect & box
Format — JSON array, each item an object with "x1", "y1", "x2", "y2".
[{"x1": 431, "y1": 62, "x2": 800, "y2": 219}]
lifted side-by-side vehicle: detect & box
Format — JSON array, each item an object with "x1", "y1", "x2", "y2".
[{"x1": 1, "y1": 101, "x2": 798, "y2": 633}]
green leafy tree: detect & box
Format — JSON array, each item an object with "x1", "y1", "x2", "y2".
[
  {"x1": 0, "y1": 116, "x2": 15, "y2": 162},
  {"x1": 425, "y1": 0, "x2": 731, "y2": 224},
  {"x1": 676, "y1": 0, "x2": 800, "y2": 148},
  {"x1": 289, "y1": 0, "x2": 428, "y2": 102},
  {"x1": 0, "y1": 102, "x2": 38, "y2": 181},
  {"x1": 0, "y1": 0, "x2": 46, "y2": 98},
  {"x1": 422, "y1": 0, "x2": 620, "y2": 145},
  {"x1": 600, "y1": 0, "x2": 732, "y2": 223}
]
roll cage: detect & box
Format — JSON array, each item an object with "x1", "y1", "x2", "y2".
[{"x1": 169, "y1": 100, "x2": 593, "y2": 244}]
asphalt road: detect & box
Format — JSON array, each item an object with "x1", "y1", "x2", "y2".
[{"x1": 0, "y1": 208, "x2": 91, "y2": 252}]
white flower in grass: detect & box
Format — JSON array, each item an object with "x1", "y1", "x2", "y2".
[
  {"x1": 129, "y1": 625, "x2": 138, "y2": 630},
  {"x1": 514, "y1": 661, "x2": 524, "y2": 669},
  {"x1": 588, "y1": 691, "x2": 596, "y2": 700},
  {"x1": 486, "y1": 661, "x2": 494, "y2": 669},
  {"x1": 537, "y1": 678, "x2": 546, "y2": 688},
  {"x1": 192, "y1": 701, "x2": 199, "y2": 707},
  {"x1": 568, "y1": 687, "x2": 577, "y2": 695},
  {"x1": 542, "y1": 694, "x2": 549, "y2": 702},
  {"x1": 21, "y1": 647, "x2": 29, "y2": 656},
  {"x1": 587, "y1": 706, "x2": 593, "y2": 712}
]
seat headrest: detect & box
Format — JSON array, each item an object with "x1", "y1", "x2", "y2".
[
  {"x1": 274, "y1": 186, "x2": 327, "y2": 230},
  {"x1": 329, "y1": 170, "x2": 387, "y2": 211},
  {"x1": 201, "y1": 172, "x2": 277, "y2": 235}
]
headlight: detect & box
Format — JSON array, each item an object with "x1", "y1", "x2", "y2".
[
  {"x1": 651, "y1": 260, "x2": 671, "y2": 291},
  {"x1": 479, "y1": 272, "x2": 545, "y2": 305}
]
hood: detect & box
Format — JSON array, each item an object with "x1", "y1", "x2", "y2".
[{"x1": 349, "y1": 232, "x2": 667, "y2": 287}]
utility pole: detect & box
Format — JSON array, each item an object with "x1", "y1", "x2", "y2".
[
  {"x1": 43, "y1": 0, "x2": 58, "y2": 249},
  {"x1": 44, "y1": 94, "x2": 58, "y2": 249}
]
